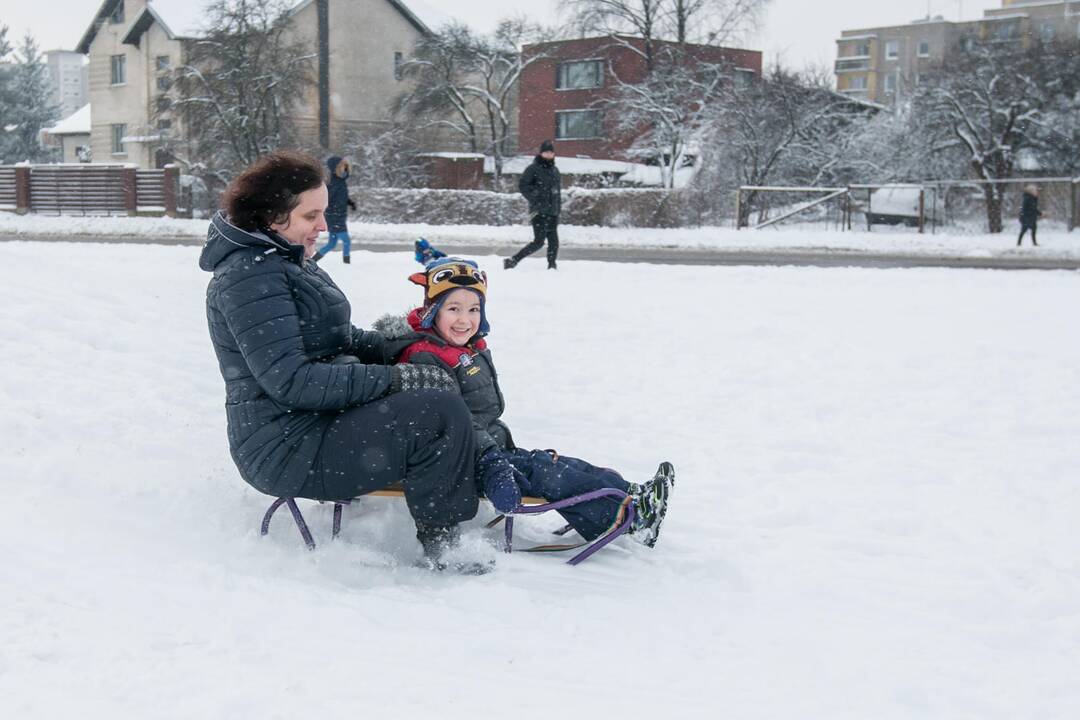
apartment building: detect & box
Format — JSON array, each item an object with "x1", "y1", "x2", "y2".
[
  {"x1": 836, "y1": 0, "x2": 1080, "y2": 104},
  {"x1": 44, "y1": 50, "x2": 89, "y2": 121},
  {"x1": 75, "y1": 0, "x2": 438, "y2": 169},
  {"x1": 518, "y1": 36, "x2": 762, "y2": 160}
]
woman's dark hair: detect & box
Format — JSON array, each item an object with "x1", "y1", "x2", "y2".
[{"x1": 221, "y1": 151, "x2": 325, "y2": 231}]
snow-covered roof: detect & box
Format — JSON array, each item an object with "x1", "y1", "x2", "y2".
[
  {"x1": 489, "y1": 155, "x2": 636, "y2": 175},
  {"x1": 420, "y1": 152, "x2": 486, "y2": 159},
  {"x1": 143, "y1": 0, "x2": 212, "y2": 39},
  {"x1": 45, "y1": 104, "x2": 91, "y2": 136}
]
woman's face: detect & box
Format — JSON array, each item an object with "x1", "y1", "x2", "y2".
[{"x1": 270, "y1": 184, "x2": 328, "y2": 258}]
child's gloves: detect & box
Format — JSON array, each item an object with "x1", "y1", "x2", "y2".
[
  {"x1": 477, "y1": 448, "x2": 523, "y2": 514},
  {"x1": 390, "y1": 364, "x2": 457, "y2": 393}
]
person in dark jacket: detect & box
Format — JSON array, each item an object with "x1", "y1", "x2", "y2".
[
  {"x1": 1017, "y1": 184, "x2": 1042, "y2": 247},
  {"x1": 377, "y1": 257, "x2": 675, "y2": 548},
  {"x1": 313, "y1": 155, "x2": 356, "y2": 264},
  {"x1": 505, "y1": 140, "x2": 561, "y2": 270},
  {"x1": 199, "y1": 151, "x2": 486, "y2": 573}
]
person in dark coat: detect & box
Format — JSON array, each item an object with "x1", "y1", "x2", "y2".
[
  {"x1": 376, "y1": 257, "x2": 675, "y2": 548},
  {"x1": 313, "y1": 155, "x2": 356, "y2": 264},
  {"x1": 199, "y1": 151, "x2": 486, "y2": 573},
  {"x1": 505, "y1": 140, "x2": 562, "y2": 270},
  {"x1": 1017, "y1": 184, "x2": 1042, "y2": 247}
]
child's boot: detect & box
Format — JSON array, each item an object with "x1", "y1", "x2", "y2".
[{"x1": 629, "y1": 462, "x2": 674, "y2": 548}]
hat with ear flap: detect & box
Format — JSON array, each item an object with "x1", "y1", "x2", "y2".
[{"x1": 408, "y1": 257, "x2": 490, "y2": 335}]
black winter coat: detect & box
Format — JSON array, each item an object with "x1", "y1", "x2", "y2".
[
  {"x1": 1020, "y1": 192, "x2": 1040, "y2": 226},
  {"x1": 518, "y1": 155, "x2": 561, "y2": 218},
  {"x1": 199, "y1": 212, "x2": 394, "y2": 497},
  {"x1": 325, "y1": 155, "x2": 352, "y2": 233},
  {"x1": 377, "y1": 310, "x2": 514, "y2": 458}
]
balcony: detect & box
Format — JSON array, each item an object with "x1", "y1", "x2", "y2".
[{"x1": 835, "y1": 56, "x2": 871, "y2": 73}]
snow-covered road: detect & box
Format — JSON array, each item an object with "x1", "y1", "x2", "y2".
[{"x1": 2, "y1": 242, "x2": 1079, "y2": 718}]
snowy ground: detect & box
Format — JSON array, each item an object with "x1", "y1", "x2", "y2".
[
  {"x1": 1, "y1": 211, "x2": 1078, "y2": 260},
  {"x1": 2, "y1": 241, "x2": 1079, "y2": 718}
]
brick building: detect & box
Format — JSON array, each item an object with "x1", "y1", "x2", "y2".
[{"x1": 518, "y1": 36, "x2": 762, "y2": 160}]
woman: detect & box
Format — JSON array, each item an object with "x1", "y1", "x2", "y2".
[
  {"x1": 1017, "y1": 184, "x2": 1041, "y2": 247},
  {"x1": 199, "y1": 151, "x2": 484, "y2": 572}
]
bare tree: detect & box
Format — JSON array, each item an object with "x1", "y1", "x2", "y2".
[
  {"x1": 561, "y1": 0, "x2": 665, "y2": 68},
  {"x1": 400, "y1": 20, "x2": 550, "y2": 188},
  {"x1": 164, "y1": 0, "x2": 314, "y2": 185},
  {"x1": 665, "y1": 0, "x2": 770, "y2": 46},
  {"x1": 608, "y1": 57, "x2": 729, "y2": 188},
  {"x1": 702, "y1": 67, "x2": 871, "y2": 227},
  {"x1": 399, "y1": 23, "x2": 483, "y2": 154},
  {"x1": 914, "y1": 41, "x2": 1048, "y2": 233},
  {"x1": 344, "y1": 124, "x2": 429, "y2": 189}
]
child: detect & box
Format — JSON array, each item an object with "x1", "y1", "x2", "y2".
[
  {"x1": 313, "y1": 156, "x2": 356, "y2": 264},
  {"x1": 380, "y1": 257, "x2": 673, "y2": 548}
]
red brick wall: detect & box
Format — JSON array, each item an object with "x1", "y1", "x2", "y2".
[{"x1": 518, "y1": 37, "x2": 763, "y2": 161}]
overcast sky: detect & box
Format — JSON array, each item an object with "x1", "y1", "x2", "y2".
[{"x1": 5, "y1": 0, "x2": 1002, "y2": 68}]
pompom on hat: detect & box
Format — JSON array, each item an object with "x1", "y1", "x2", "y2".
[{"x1": 409, "y1": 257, "x2": 490, "y2": 335}]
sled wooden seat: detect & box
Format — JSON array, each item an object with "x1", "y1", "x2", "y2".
[{"x1": 363, "y1": 482, "x2": 546, "y2": 505}]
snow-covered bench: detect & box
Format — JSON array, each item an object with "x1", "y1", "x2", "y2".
[{"x1": 259, "y1": 484, "x2": 635, "y2": 565}]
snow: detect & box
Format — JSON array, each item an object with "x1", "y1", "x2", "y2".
[
  {"x1": 147, "y1": 0, "x2": 216, "y2": 39},
  {"x1": 2, "y1": 240, "x2": 1079, "y2": 717},
  {"x1": 2, "y1": 212, "x2": 1078, "y2": 260},
  {"x1": 492, "y1": 154, "x2": 635, "y2": 175},
  {"x1": 43, "y1": 104, "x2": 91, "y2": 136}
]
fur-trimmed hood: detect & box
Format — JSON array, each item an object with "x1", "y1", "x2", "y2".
[{"x1": 371, "y1": 312, "x2": 416, "y2": 340}]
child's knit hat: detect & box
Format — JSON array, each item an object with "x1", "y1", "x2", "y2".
[{"x1": 409, "y1": 257, "x2": 490, "y2": 334}]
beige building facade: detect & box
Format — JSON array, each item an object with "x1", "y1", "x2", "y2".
[
  {"x1": 836, "y1": 0, "x2": 1080, "y2": 104},
  {"x1": 76, "y1": 0, "x2": 439, "y2": 169}
]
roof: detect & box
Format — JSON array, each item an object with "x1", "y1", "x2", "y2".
[
  {"x1": 290, "y1": 0, "x2": 445, "y2": 34},
  {"x1": 44, "y1": 104, "x2": 91, "y2": 136}
]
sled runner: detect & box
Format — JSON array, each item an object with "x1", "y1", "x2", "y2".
[{"x1": 259, "y1": 485, "x2": 635, "y2": 566}]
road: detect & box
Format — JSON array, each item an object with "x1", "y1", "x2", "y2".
[{"x1": 3, "y1": 233, "x2": 1078, "y2": 271}]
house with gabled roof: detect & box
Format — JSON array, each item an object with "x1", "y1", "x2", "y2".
[{"x1": 75, "y1": 0, "x2": 447, "y2": 169}]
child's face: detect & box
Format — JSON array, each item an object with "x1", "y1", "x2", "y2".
[{"x1": 434, "y1": 288, "x2": 482, "y2": 346}]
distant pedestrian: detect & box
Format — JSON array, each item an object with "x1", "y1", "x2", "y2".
[
  {"x1": 505, "y1": 140, "x2": 561, "y2": 270},
  {"x1": 313, "y1": 155, "x2": 357, "y2": 263},
  {"x1": 1017, "y1": 184, "x2": 1042, "y2": 247}
]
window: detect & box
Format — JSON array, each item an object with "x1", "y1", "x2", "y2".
[
  {"x1": 917, "y1": 40, "x2": 930, "y2": 57},
  {"x1": 992, "y1": 22, "x2": 1020, "y2": 42},
  {"x1": 556, "y1": 60, "x2": 602, "y2": 90},
  {"x1": 111, "y1": 124, "x2": 127, "y2": 154},
  {"x1": 156, "y1": 55, "x2": 171, "y2": 72},
  {"x1": 156, "y1": 95, "x2": 171, "y2": 112},
  {"x1": 847, "y1": 75, "x2": 868, "y2": 91},
  {"x1": 734, "y1": 68, "x2": 755, "y2": 89},
  {"x1": 110, "y1": 54, "x2": 126, "y2": 85},
  {"x1": 884, "y1": 73, "x2": 897, "y2": 92},
  {"x1": 109, "y1": 1, "x2": 124, "y2": 24},
  {"x1": 854, "y1": 42, "x2": 870, "y2": 57},
  {"x1": 959, "y1": 36, "x2": 975, "y2": 52},
  {"x1": 156, "y1": 75, "x2": 172, "y2": 91},
  {"x1": 917, "y1": 73, "x2": 929, "y2": 87},
  {"x1": 885, "y1": 40, "x2": 899, "y2": 60},
  {"x1": 394, "y1": 51, "x2": 403, "y2": 81},
  {"x1": 555, "y1": 109, "x2": 601, "y2": 139},
  {"x1": 157, "y1": 119, "x2": 172, "y2": 131}
]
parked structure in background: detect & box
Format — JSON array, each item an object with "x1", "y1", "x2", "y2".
[
  {"x1": 518, "y1": 36, "x2": 761, "y2": 161},
  {"x1": 836, "y1": 0, "x2": 1080, "y2": 105},
  {"x1": 75, "y1": 0, "x2": 442, "y2": 170},
  {"x1": 44, "y1": 50, "x2": 88, "y2": 120}
]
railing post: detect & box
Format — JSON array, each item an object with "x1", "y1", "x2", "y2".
[
  {"x1": 122, "y1": 165, "x2": 137, "y2": 215},
  {"x1": 734, "y1": 188, "x2": 742, "y2": 229},
  {"x1": 14, "y1": 165, "x2": 31, "y2": 214},
  {"x1": 163, "y1": 164, "x2": 179, "y2": 218}
]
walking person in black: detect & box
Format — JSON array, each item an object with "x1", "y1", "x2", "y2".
[
  {"x1": 1017, "y1": 184, "x2": 1042, "y2": 247},
  {"x1": 505, "y1": 140, "x2": 561, "y2": 270}
]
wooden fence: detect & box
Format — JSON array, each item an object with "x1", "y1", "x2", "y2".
[{"x1": 0, "y1": 164, "x2": 180, "y2": 216}]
